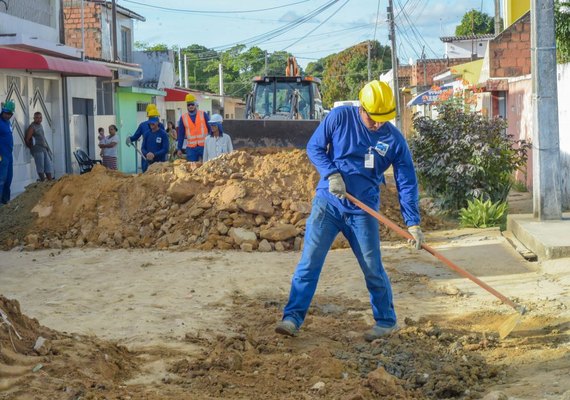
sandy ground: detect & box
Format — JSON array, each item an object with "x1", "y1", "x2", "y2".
[{"x1": 1, "y1": 227, "x2": 569, "y2": 399}]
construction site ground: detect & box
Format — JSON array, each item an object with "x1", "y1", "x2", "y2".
[{"x1": 0, "y1": 149, "x2": 569, "y2": 399}]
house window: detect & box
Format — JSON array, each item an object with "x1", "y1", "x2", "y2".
[
  {"x1": 96, "y1": 77, "x2": 114, "y2": 115},
  {"x1": 120, "y1": 27, "x2": 132, "y2": 62}
]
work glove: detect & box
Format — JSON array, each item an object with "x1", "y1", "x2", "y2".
[
  {"x1": 328, "y1": 173, "x2": 346, "y2": 199},
  {"x1": 125, "y1": 136, "x2": 132, "y2": 146},
  {"x1": 407, "y1": 225, "x2": 424, "y2": 250}
]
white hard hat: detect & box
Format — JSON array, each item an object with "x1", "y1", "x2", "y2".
[{"x1": 208, "y1": 113, "x2": 223, "y2": 124}]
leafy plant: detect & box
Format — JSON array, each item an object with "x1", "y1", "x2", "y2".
[
  {"x1": 410, "y1": 102, "x2": 531, "y2": 213},
  {"x1": 459, "y1": 197, "x2": 508, "y2": 229},
  {"x1": 455, "y1": 9, "x2": 496, "y2": 36},
  {"x1": 555, "y1": 0, "x2": 570, "y2": 63}
]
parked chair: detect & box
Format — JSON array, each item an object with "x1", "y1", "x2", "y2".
[{"x1": 73, "y1": 149, "x2": 102, "y2": 174}]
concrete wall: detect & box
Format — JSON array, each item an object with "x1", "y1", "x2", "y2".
[
  {"x1": 558, "y1": 63, "x2": 570, "y2": 210},
  {"x1": 0, "y1": 0, "x2": 59, "y2": 42},
  {"x1": 445, "y1": 39, "x2": 489, "y2": 59},
  {"x1": 505, "y1": 65, "x2": 570, "y2": 210}
]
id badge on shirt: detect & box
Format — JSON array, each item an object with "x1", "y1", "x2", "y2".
[{"x1": 364, "y1": 152, "x2": 374, "y2": 169}]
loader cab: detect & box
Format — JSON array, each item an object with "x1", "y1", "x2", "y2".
[{"x1": 246, "y1": 76, "x2": 323, "y2": 120}]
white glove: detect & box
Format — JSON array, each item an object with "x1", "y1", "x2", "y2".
[
  {"x1": 407, "y1": 225, "x2": 424, "y2": 250},
  {"x1": 125, "y1": 136, "x2": 132, "y2": 146},
  {"x1": 328, "y1": 173, "x2": 346, "y2": 199}
]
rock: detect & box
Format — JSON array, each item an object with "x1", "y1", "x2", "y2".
[
  {"x1": 216, "y1": 222, "x2": 229, "y2": 235},
  {"x1": 258, "y1": 239, "x2": 272, "y2": 252},
  {"x1": 274, "y1": 241, "x2": 286, "y2": 252},
  {"x1": 228, "y1": 228, "x2": 257, "y2": 245},
  {"x1": 31, "y1": 203, "x2": 53, "y2": 218},
  {"x1": 254, "y1": 215, "x2": 266, "y2": 226},
  {"x1": 113, "y1": 232, "x2": 123, "y2": 245},
  {"x1": 189, "y1": 208, "x2": 205, "y2": 218},
  {"x1": 293, "y1": 237, "x2": 303, "y2": 251},
  {"x1": 167, "y1": 179, "x2": 199, "y2": 204},
  {"x1": 26, "y1": 234, "x2": 39, "y2": 245},
  {"x1": 237, "y1": 197, "x2": 274, "y2": 217},
  {"x1": 260, "y1": 223, "x2": 298, "y2": 241},
  {"x1": 217, "y1": 184, "x2": 247, "y2": 211},
  {"x1": 482, "y1": 391, "x2": 508, "y2": 400},
  {"x1": 311, "y1": 381, "x2": 326, "y2": 393},
  {"x1": 33, "y1": 336, "x2": 51, "y2": 355},
  {"x1": 240, "y1": 243, "x2": 254, "y2": 252},
  {"x1": 290, "y1": 201, "x2": 311, "y2": 214},
  {"x1": 367, "y1": 367, "x2": 401, "y2": 397}
]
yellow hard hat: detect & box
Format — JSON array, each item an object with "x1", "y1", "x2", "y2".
[
  {"x1": 358, "y1": 80, "x2": 396, "y2": 122},
  {"x1": 146, "y1": 104, "x2": 157, "y2": 115},
  {"x1": 147, "y1": 107, "x2": 160, "y2": 118},
  {"x1": 185, "y1": 93, "x2": 196, "y2": 104}
]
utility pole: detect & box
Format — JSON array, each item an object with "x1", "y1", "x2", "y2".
[
  {"x1": 494, "y1": 0, "x2": 501, "y2": 35},
  {"x1": 265, "y1": 51, "x2": 268, "y2": 76},
  {"x1": 219, "y1": 63, "x2": 224, "y2": 116},
  {"x1": 531, "y1": 0, "x2": 562, "y2": 219},
  {"x1": 184, "y1": 53, "x2": 188, "y2": 88},
  {"x1": 178, "y1": 48, "x2": 182, "y2": 87},
  {"x1": 367, "y1": 40, "x2": 371, "y2": 81},
  {"x1": 111, "y1": 0, "x2": 118, "y2": 61},
  {"x1": 387, "y1": 0, "x2": 401, "y2": 129}
]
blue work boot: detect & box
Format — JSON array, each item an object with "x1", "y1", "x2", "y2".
[
  {"x1": 275, "y1": 319, "x2": 299, "y2": 337},
  {"x1": 364, "y1": 324, "x2": 399, "y2": 342}
]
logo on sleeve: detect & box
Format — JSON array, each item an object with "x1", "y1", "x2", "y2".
[
  {"x1": 374, "y1": 141, "x2": 389, "y2": 157},
  {"x1": 156, "y1": 137, "x2": 162, "y2": 144}
]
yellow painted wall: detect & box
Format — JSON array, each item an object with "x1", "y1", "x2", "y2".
[{"x1": 504, "y1": 0, "x2": 530, "y2": 28}]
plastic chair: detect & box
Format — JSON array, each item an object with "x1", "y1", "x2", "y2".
[{"x1": 73, "y1": 149, "x2": 102, "y2": 174}]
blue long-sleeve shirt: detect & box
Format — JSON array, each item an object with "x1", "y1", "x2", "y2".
[
  {"x1": 177, "y1": 111, "x2": 210, "y2": 150},
  {"x1": 0, "y1": 117, "x2": 13, "y2": 160},
  {"x1": 141, "y1": 128, "x2": 169, "y2": 162},
  {"x1": 307, "y1": 105, "x2": 420, "y2": 226},
  {"x1": 130, "y1": 120, "x2": 165, "y2": 143}
]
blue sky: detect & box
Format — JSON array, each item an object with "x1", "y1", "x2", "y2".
[{"x1": 120, "y1": 0, "x2": 496, "y2": 68}]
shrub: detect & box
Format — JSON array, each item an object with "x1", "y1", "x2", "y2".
[
  {"x1": 410, "y1": 103, "x2": 531, "y2": 213},
  {"x1": 459, "y1": 197, "x2": 508, "y2": 229}
]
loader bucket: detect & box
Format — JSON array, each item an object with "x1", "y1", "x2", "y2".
[{"x1": 223, "y1": 119, "x2": 320, "y2": 149}]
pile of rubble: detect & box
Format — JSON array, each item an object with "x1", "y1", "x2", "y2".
[{"x1": 3, "y1": 148, "x2": 448, "y2": 251}]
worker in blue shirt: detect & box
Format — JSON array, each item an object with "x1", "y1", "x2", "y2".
[
  {"x1": 141, "y1": 117, "x2": 169, "y2": 172},
  {"x1": 126, "y1": 104, "x2": 164, "y2": 172},
  {"x1": 0, "y1": 99, "x2": 16, "y2": 204},
  {"x1": 275, "y1": 80, "x2": 424, "y2": 342}
]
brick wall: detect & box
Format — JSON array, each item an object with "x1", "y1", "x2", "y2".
[
  {"x1": 410, "y1": 58, "x2": 473, "y2": 87},
  {"x1": 63, "y1": 1, "x2": 103, "y2": 58},
  {"x1": 490, "y1": 12, "x2": 531, "y2": 77}
]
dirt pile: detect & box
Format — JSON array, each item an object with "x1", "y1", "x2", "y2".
[
  {"x1": 0, "y1": 295, "x2": 138, "y2": 397},
  {"x1": 1, "y1": 148, "x2": 450, "y2": 251}
]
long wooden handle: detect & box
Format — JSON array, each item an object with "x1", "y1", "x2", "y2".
[{"x1": 345, "y1": 193, "x2": 521, "y2": 312}]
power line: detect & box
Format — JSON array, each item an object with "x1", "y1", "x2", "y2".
[
  {"x1": 121, "y1": 0, "x2": 312, "y2": 14},
  {"x1": 281, "y1": 0, "x2": 351, "y2": 51}
]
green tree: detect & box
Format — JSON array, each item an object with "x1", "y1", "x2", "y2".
[
  {"x1": 555, "y1": 0, "x2": 570, "y2": 62},
  {"x1": 319, "y1": 41, "x2": 391, "y2": 108},
  {"x1": 455, "y1": 9, "x2": 495, "y2": 35}
]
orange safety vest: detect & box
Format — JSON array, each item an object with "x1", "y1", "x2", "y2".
[{"x1": 182, "y1": 111, "x2": 207, "y2": 148}]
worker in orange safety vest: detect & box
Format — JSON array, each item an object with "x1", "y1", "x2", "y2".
[{"x1": 176, "y1": 93, "x2": 210, "y2": 162}]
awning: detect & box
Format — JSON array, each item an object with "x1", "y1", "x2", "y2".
[
  {"x1": 0, "y1": 47, "x2": 112, "y2": 77},
  {"x1": 407, "y1": 84, "x2": 454, "y2": 107}
]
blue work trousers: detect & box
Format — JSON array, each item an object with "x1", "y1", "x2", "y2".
[
  {"x1": 0, "y1": 155, "x2": 13, "y2": 204},
  {"x1": 186, "y1": 146, "x2": 204, "y2": 162},
  {"x1": 282, "y1": 195, "x2": 396, "y2": 328}
]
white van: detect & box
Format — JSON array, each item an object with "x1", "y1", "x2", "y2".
[{"x1": 333, "y1": 100, "x2": 360, "y2": 108}]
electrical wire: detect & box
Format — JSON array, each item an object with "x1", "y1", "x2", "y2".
[
  {"x1": 281, "y1": 0, "x2": 350, "y2": 51},
  {"x1": 121, "y1": 0, "x2": 312, "y2": 14}
]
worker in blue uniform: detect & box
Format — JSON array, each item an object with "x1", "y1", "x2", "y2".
[
  {"x1": 0, "y1": 100, "x2": 16, "y2": 204},
  {"x1": 126, "y1": 104, "x2": 164, "y2": 172},
  {"x1": 275, "y1": 80, "x2": 425, "y2": 342},
  {"x1": 141, "y1": 116, "x2": 169, "y2": 172}
]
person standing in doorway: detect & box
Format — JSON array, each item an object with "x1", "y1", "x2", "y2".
[
  {"x1": 99, "y1": 124, "x2": 119, "y2": 170},
  {"x1": 275, "y1": 80, "x2": 424, "y2": 342},
  {"x1": 203, "y1": 114, "x2": 233, "y2": 162},
  {"x1": 0, "y1": 100, "x2": 16, "y2": 204},
  {"x1": 25, "y1": 112, "x2": 54, "y2": 181},
  {"x1": 177, "y1": 93, "x2": 210, "y2": 162}
]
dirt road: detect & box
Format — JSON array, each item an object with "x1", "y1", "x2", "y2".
[{"x1": 1, "y1": 228, "x2": 568, "y2": 399}]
